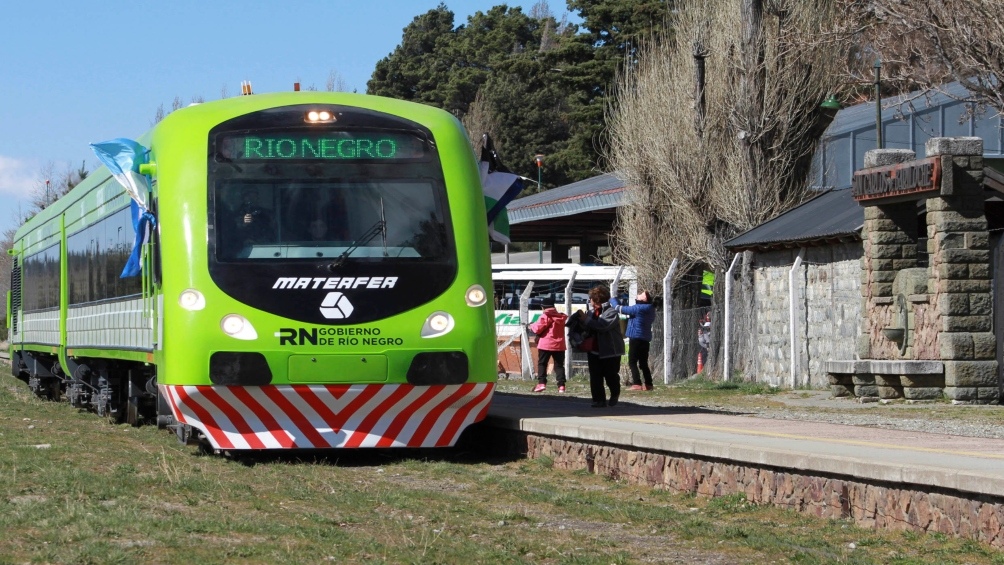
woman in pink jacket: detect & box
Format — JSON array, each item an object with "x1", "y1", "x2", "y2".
[{"x1": 529, "y1": 297, "x2": 568, "y2": 392}]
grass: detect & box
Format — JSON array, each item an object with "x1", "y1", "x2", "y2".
[{"x1": 2, "y1": 362, "x2": 1004, "y2": 564}]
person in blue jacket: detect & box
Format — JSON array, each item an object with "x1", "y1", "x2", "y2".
[{"x1": 611, "y1": 290, "x2": 657, "y2": 391}]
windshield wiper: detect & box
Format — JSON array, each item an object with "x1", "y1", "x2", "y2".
[{"x1": 322, "y1": 198, "x2": 388, "y2": 271}]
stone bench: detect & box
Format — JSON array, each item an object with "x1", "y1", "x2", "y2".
[{"x1": 826, "y1": 360, "x2": 945, "y2": 401}]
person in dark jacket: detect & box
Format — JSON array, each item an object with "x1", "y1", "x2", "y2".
[
  {"x1": 611, "y1": 290, "x2": 656, "y2": 391},
  {"x1": 529, "y1": 297, "x2": 568, "y2": 392},
  {"x1": 572, "y1": 285, "x2": 624, "y2": 408}
]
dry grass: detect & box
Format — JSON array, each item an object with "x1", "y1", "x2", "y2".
[{"x1": 1, "y1": 362, "x2": 1003, "y2": 564}]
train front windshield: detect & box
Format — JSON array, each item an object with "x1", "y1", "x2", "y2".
[
  {"x1": 205, "y1": 105, "x2": 458, "y2": 325},
  {"x1": 213, "y1": 180, "x2": 447, "y2": 262}
]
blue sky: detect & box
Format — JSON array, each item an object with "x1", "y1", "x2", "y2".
[{"x1": 0, "y1": 1, "x2": 577, "y2": 235}]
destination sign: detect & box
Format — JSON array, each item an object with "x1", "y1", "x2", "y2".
[{"x1": 217, "y1": 131, "x2": 425, "y2": 161}]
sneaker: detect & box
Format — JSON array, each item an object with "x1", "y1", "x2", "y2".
[
  {"x1": 532, "y1": 383, "x2": 546, "y2": 393},
  {"x1": 644, "y1": 385, "x2": 654, "y2": 391},
  {"x1": 558, "y1": 385, "x2": 566, "y2": 393},
  {"x1": 629, "y1": 385, "x2": 644, "y2": 391}
]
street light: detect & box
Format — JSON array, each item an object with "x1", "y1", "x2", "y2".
[
  {"x1": 820, "y1": 95, "x2": 841, "y2": 112},
  {"x1": 874, "y1": 59, "x2": 883, "y2": 149},
  {"x1": 45, "y1": 179, "x2": 50, "y2": 206},
  {"x1": 535, "y1": 154, "x2": 544, "y2": 263}
]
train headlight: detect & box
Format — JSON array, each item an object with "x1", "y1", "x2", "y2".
[
  {"x1": 221, "y1": 314, "x2": 258, "y2": 340},
  {"x1": 421, "y1": 311, "x2": 455, "y2": 338},
  {"x1": 305, "y1": 110, "x2": 335, "y2": 123},
  {"x1": 179, "y1": 289, "x2": 206, "y2": 311},
  {"x1": 465, "y1": 284, "x2": 487, "y2": 307}
]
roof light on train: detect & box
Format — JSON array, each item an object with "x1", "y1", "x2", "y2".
[
  {"x1": 465, "y1": 284, "x2": 487, "y2": 307},
  {"x1": 421, "y1": 311, "x2": 455, "y2": 338},
  {"x1": 305, "y1": 110, "x2": 335, "y2": 123},
  {"x1": 221, "y1": 314, "x2": 258, "y2": 340},
  {"x1": 179, "y1": 289, "x2": 206, "y2": 311}
]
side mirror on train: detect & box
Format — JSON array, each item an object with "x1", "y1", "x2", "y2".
[{"x1": 139, "y1": 163, "x2": 157, "y2": 176}]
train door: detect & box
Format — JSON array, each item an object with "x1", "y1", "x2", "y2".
[{"x1": 143, "y1": 197, "x2": 160, "y2": 349}]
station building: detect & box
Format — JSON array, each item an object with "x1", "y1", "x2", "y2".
[{"x1": 509, "y1": 83, "x2": 1004, "y2": 399}]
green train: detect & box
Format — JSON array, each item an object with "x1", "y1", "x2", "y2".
[{"x1": 6, "y1": 92, "x2": 497, "y2": 449}]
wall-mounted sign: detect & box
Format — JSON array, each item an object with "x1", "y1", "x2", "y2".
[{"x1": 852, "y1": 157, "x2": 941, "y2": 202}]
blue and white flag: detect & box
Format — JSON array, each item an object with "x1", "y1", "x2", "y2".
[
  {"x1": 479, "y1": 134, "x2": 525, "y2": 244},
  {"x1": 90, "y1": 138, "x2": 155, "y2": 277},
  {"x1": 90, "y1": 138, "x2": 151, "y2": 210},
  {"x1": 121, "y1": 200, "x2": 156, "y2": 277}
]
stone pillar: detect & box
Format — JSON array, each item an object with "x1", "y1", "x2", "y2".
[
  {"x1": 924, "y1": 137, "x2": 998, "y2": 403},
  {"x1": 858, "y1": 149, "x2": 917, "y2": 360}
]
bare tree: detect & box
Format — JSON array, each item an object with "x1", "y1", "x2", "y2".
[
  {"x1": 26, "y1": 161, "x2": 88, "y2": 210},
  {"x1": 529, "y1": 0, "x2": 551, "y2": 20},
  {"x1": 462, "y1": 88, "x2": 501, "y2": 155},
  {"x1": 837, "y1": 0, "x2": 1004, "y2": 114},
  {"x1": 0, "y1": 224, "x2": 11, "y2": 342},
  {"x1": 325, "y1": 69, "x2": 348, "y2": 92},
  {"x1": 610, "y1": 0, "x2": 844, "y2": 285},
  {"x1": 609, "y1": 0, "x2": 846, "y2": 378},
  {"x1": 154, "y1": 94, "x2": 207, "y2": 124}
]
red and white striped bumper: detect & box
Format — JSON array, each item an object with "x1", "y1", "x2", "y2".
[{"x1": 160, "y1": 382, "x2": 494, "y2": 450}]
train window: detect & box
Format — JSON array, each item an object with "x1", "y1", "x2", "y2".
[
  {"x1": 21, "y1": 242, "x2": 60, "y2": 312},
  {"x1": 213, "y1": 180, "x2": 447, "y2": 262},
  {"x1": 66, "y1": 207, "x2": 142, "y2": 305}
]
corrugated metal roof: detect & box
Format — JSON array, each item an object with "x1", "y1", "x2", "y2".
[
  {"x1": 507, "y1": 172, "x2": 626, "y2": 224},
  {"x1": 825, "y1": 81, "x2": 973, "y2": 137},
  {"x1": 724, "y1": 188, "x2": 863, "y2": 250}
]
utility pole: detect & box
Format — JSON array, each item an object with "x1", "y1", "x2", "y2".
[{"x1": 535, "y1": 154, "x2": 544, "y2": 263}]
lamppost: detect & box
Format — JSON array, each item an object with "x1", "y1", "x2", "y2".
[
  {"x1": 874, "y1": 59, "x2": 883, "y2": 149},
  {"x1": 535, "y1": 154, "x2": 544, "y2": 263},
  {"x1": 45, "y1": 179, "x2": 50, "y2": 206}
]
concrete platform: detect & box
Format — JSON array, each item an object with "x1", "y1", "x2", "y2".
[{"x1": 480, "y1": 393, "x2": 1004, "y2": 546}]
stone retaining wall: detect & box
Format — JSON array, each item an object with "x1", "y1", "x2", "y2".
[{"x1": 477, "y1": 429, "x2": 1004, "y2": 548}]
